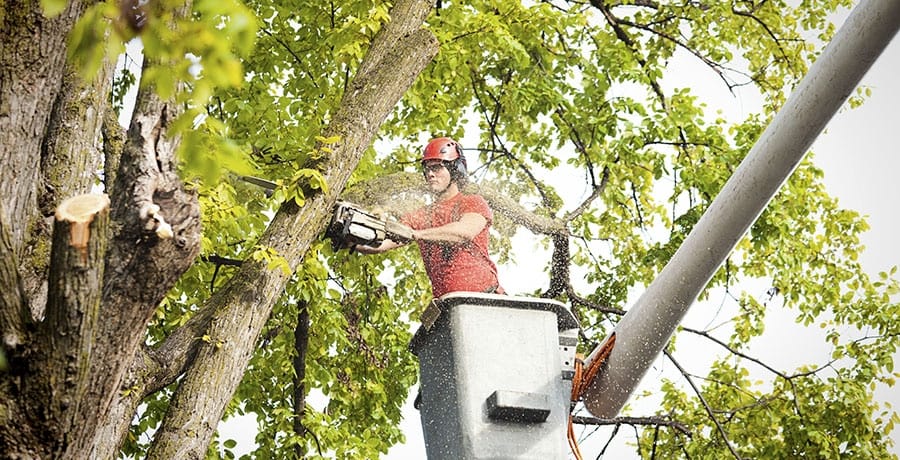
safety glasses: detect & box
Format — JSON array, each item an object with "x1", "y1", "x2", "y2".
[{"x1": 422, "y1": 162, "x2": 446, "y2": 173}]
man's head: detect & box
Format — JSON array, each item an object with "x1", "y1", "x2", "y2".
[{"x1": 422, "y1": 137, "x2": 468, "y2": 190}]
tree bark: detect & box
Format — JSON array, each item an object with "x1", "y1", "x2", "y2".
[
  {"x1": 87, "y1": 55, "x2": 202, "y2": 460},
  {"x1": 2, "y1": 194, "x2": 109, "y2": 458},
  {"x1": 0, "y1": 200, "x2": 28, "y2": 352},
  {"x1": 43, "y1": 194, "x2": 111, "y2": 458},
  {"x1": 146, "y1": 1, "x2": 438, "y2": 457},
  {"x1": 0, "y1": 0, "x2": 97, "y2": 310}
]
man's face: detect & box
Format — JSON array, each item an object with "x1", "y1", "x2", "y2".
[{"x1": 423, "y1": 160, "x2": 451, "y2": 193}]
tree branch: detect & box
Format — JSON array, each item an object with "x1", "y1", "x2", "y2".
[
  {"x1": 572, "y1": 414, "x2": 691, "y2": 437},
  {"x1": 665, "y1": 349, "x2": 743, "y2": 459},
  {"x1": 292, "y1": 302, "x2": 311, "y2": 458},
  {"x1": 146, "y1": 2, "x2": 439, "y2": 457},
  {"x1": 567, "y1": 288, "x2": 625, "y2": 316},
  {"x1": 681, "y1": 326, "x2": 788, "y2": 379},
  {"x1": 40, "y1": 194, "x2": 111, "y2": 457}
]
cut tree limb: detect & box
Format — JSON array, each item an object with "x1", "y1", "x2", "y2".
[
  {"x1": 40, "y1": 193, "x2": 110, "y2": 458},
  {"x1": 52, "y1": 194, "x2": 111, "y2": 262}
]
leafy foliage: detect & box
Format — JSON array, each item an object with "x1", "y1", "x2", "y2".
[{"x1": 60, "y1": 0, "x2": 898, "y2": 457}]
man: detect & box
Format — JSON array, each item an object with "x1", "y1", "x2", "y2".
[{"x1": 354, "y1": 137, "x2": 504, "y2": 297}]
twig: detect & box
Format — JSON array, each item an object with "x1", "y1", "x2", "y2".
[
  {"x1": 665, "y1": 350, "x2": 743, "y2": 459},
  {"x1": 572, "y1": 415, "x2": 692, "y2": 437}
]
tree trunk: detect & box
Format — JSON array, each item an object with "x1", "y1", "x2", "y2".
[
  {"x1": 43, "y1": 194, "x2": 111, "y2": 458},
  {"x1": 2, "y1": 193, "x2": 110, "y2": 457},
  {"x1": 0, "y1": 0, "x2": 101, "y2": 312}
]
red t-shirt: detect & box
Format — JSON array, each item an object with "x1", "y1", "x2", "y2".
[{"x1": 402, "y1": 193, "x2": 502, "y2": 297}]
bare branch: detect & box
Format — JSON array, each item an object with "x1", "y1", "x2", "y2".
[
  {"x1": 665, "y1": 349, "x2": 743, "y2": 459},
  {"x1": 572, "y1": 414, "x2": 691, "y2": 437},
  {"x1": 567, "y1": 287, "x2": 625, "y2": 316},
  {"x1": 564, "y1": 166, "x2": 610, "y2": 223}
]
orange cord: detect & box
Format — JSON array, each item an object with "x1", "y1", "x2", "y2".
[
  {"x1": 567, "y1": 333, "x2": 616, "y2": 460},
  {"x1": 567, "y1": 413, "x2": 585, "y2": 460},
  {"x1": 577, "y1": 333, "x2": 616, "y2": 401},
  {"x1": 568, "y1": 358, "x2": 586, "y2": 460}
]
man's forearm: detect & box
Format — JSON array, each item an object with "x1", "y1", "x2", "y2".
[{"x1": 413, "y1": 213, "x2": 486, "y2": 244}]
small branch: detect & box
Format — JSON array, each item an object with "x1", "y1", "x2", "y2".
[
  {"x1": 202, "y1": 254, "x2": 244, "y2": 267},
  {"x1": 572, "y1": 415, "x2": 691, "y2": 437},
  {"x1": 630, "y1": 182, "x2": 646, "y2": 230},
  {"x1": 567, "y1": 288, "x2": 626, "y2": 316},
  {"x1": 468, "y1": 70, "x2": 557, "y2": 209},
  {"x1": 665, "y1": 349, "x2": 743, "y2": 459},
  {"x1": 731, "y1": 7, "x2": 791, "y2": 67},
  {"x1": 679, "y1": 324, "x2": 845, "y2": 416},
  {"x1": 259, "y1": 27, "x2": 320, "y2": 89},
  {"x1": 680, "y1": 326, "x2": 787, "y2": 379},
  {"x1": 564, "y1": 166, "x2": 610, "y2": 223}
]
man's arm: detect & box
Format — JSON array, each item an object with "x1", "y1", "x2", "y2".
[
  {"x1": 356, "y1": 212, "x2": 486, "y2": 253},
  {"x1": 412, "y1": 212, "x2": 487, "y2": 244}
]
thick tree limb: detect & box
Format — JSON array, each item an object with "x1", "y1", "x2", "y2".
[
  {"x1": 0, "y1": 0, "x2": 91, "y2": 258},
  {"x1": 146, "y1": 2, "x2": 439, "y2": 457},
  {"x1": 89, "y1": 346, "x2": 154, "y2": 459},
  {"x1": 76, "y1": 5, "x2": 203, "y2": 456},
  {"x1": 356, "y1": 0, "x2": 433, "y2": 78},
  {"x1": 0, "y1": 1, "x2": 123, "y2": 456},
  {"x1": 37, "y1": 194, "x2": 111, "y2": 458}
]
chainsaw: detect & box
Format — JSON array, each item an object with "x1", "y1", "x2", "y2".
[
  {"x1": 236, "y1": 177, "x2": 413, "y2": 250},
  {"x1": 325, "y1": 201, "x2": 414, "y2": 250}
]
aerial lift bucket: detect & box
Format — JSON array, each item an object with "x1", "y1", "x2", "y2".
[{"x1": 409, "y1": 293, "x2": 580, "y2": 459}]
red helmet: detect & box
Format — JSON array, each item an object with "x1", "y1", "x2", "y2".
[
  {"x1": 422, "y1": 137, "x2": 468, "y2": 185},
  {"x1": 423, "y1": 137, "x2": 462, "y2": 161}
]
